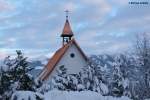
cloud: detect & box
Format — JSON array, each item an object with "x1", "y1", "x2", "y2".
[
  {"x1": 0, "y1": 0, "x2": 150, "y2": 58},
  {"x1": 0, "y1": 52, "x2": 7, "y2": 60},
  {"x1": 0, "y1": 0, "x2": 14, "y2": 12},
  {"x1": 63, "y1": 2, "x2": 77, "y2": 11}
]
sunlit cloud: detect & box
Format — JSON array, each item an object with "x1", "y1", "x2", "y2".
[{"x1": 0, "y1": 0, "x2": 149, "y2": 59}]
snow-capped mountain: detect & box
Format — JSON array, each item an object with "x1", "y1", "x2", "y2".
[{"x1": 28, "y1": 56, "x2": 49, "y2": 78}]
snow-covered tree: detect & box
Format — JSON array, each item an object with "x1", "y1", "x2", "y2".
[
  {"x1": 51, "y1": 65, "x2": 68, "y2": 90},
  {"x1": 51, "y1": 65, "x2": 77, "y2": 91},
  {"x1": 37, "y1": 82, "x2": 51, "y2": 94},
  {"x1": 135, "y1": 33, "x2": 150, "y2": 96},
  {"x1": 0, "y1": 69, "x2": 12, "y2": 99},
  {"x1": 11, "y1": 50, "x2": 35, "y2": 91},
  {"x1": 0, "y1": 50, "x2": 36, "y2": 99},
  {"x1": 80, "y1": 60, "x2": 108, "y2": 95},
  {"x1": 40, "y1": 58, "x2": 109, "y2": 95},
  {"x1": 110, "y1": 56, "x2": 124, "y2": 97},
  {"x1": 51, "y1": 63, "x2": 108, "y2": 93},
  {"x1": 39, "y1": 65, "x2": 81, "y2": 93},
  {"x1": 129, "y1": 33, "x2": 150, "y2": 99},
  {"x1": 11, "y1": 91, "x2": 44, "y2": 100},
  {"x1": 0, "y1": 55, "x2": 18, "y2": 99},
  {"x1": 115, "y1": 55, "x2": 131, "y2": 98}
]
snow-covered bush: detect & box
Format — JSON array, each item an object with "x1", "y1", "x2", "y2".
[
  {"x1": 37, "y1": 81, "x2": 51, "y2": 94},
  {"x1": 51, "y1": 65, "x2": 80, "y2": 91},
  {"x1": 50, "y1": 61, "x2": 109, "y2": 95},
  {"x1": 11, "y1": 91, "x2": 44, "y2": 100}
]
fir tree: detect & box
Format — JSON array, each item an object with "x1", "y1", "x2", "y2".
[
  {"x1": 0, "y1": 56, "x2": 16, "y2": 99},
  {"x1": 13, "y1": 50, "x2": 35, "y2": 91},
  {"x1": 0, "y1": 50, "x2": 36, "y2": 99},
  {"x1": 0, "y1": 69, "x2": 12, "y2": 99},
  {"x1": 111, "y1": 56, "x2": 124, "y2": 97}
]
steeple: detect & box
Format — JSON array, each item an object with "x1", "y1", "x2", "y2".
[{"x1": 61, "y1": 10, "x2": 74, "y2": 45}]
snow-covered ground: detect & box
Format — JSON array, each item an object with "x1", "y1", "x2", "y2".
[
  {"x1": 11, "y1": 91, "x2": 44, "y2": 100},
  {"x1": 44, "y1": 90, "x2": 131, "y2": 100},
  {"x1": 11, "y1": 90, "x2": 131, "y2": 100}
]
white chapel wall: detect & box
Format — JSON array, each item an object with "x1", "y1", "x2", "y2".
[{"x1": 47, "y1": 43, "x2": 88, "y2": 81}]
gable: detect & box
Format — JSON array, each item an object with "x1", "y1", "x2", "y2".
[
  {"x1": 39, "y1": 39, "x2": 88, "y2": 81},
  {"x1": 61, "y1": 43, "x2": 88, "y2": 71},
  {"x1": 49, "y1": 43, "x2": 88, "y2": 77}
]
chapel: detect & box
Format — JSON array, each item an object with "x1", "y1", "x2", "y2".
[{"x1": 39, "y1": 13, "x2": 88, "y2": 81}]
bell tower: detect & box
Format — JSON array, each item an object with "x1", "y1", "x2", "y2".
[{"x1": 61, "y1": 10, "x2": 74, "y2": 45}]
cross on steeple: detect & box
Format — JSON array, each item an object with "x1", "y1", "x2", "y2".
[
  {"x1": 61, "y1": 10, "x2": 74, "y2": 45},
  {"x1": 65, "y1": 10, "x2": 69, "y2": 19}
]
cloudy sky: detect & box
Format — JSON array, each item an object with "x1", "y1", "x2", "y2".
[{"x1": 0, "y1": 0, "x2": 150, "y2": 59}]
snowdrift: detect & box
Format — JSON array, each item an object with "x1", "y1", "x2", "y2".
[
  {"x1": 11, "y1": 90, "x2": 131, "y2": 100},
  {"x1": 44, "y1": 90, "x2": 131, "y2": 100},
  {"x1": 11, "y1": 91, "x2": 44, "y2": 100}
]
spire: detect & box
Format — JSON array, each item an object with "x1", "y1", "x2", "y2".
[{"x1": 61, "y1": 10, "x2": 73, "y2": 37}]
